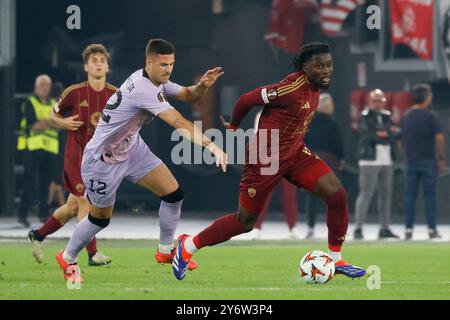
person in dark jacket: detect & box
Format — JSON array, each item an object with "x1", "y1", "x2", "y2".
[
  {"x1": 399, "y1": 83, "x2": 445, "y2": 240},
  {"x1": 354, "y1": 89, "x2": 399, "y2": 240},
  {"x1": 304, "y1": 93, "x2": 344, "y2": 238}
]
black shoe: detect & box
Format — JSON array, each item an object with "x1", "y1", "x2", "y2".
[
  {"x1": 405, "y1": 229, "x2": 413, "y2": 240},
  {"x1": 353, "y1": 228, "x2": 363, "y2": 240},
  {"x1": 379, "y1": 228, "x2": 400, "y2": 239},
  {"x1": 429, "y1": 229, "x2": 442, "y2": 239}
]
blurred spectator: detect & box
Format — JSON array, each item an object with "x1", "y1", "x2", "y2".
[
  {"x1": 399, "y1": 84, "x2": 446, "y2": 240},
  {"x1": 304, "y1": 93, "x2": 344, "y2": 238},
  {"x1": 353, "y1": 89, "x2": 399, "y2": 240},
  {"x1": 17, "y1": 74, "x2": 59, "y2": 226},
  {"x1": 251, "y1": 110, "x2": 300, "y2": 240},
  {"x1": 47, "y1": 81, "x2": 66, "y2": 211}
]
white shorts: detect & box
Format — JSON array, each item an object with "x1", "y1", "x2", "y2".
[{"x1": 81, "y1": 136, "x2": 162, "y2": 208}]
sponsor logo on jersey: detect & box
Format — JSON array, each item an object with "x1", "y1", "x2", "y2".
[
  {"x1": 301, "y1": 102, "x2": 310, "y2": 109},
  {"x1": 267, "y1": 89, "x2": 278, "y2": 100},
  {"x1": 80, "y1": 100, "x2": 89, "y2": 107},
  {"x1": 157, "y1": 92, "x2": 167, "y2": 103}
]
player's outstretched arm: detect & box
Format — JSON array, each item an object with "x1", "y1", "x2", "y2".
[
  {"x1": 221, "y1": 88, "x2": 263, "y2": 130},
  {"x1": 158, "y1": 108, "x2": 228, "y2": 172},
  {"x1": 174, "y1": 67, "x2": 224, "y2": 103},
  {"x1": 50, "y1": 110, "x2": 84, "y2": 131}
]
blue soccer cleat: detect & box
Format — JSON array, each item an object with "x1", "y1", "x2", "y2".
[
  {"x1": 172, "y1": 234, "x2": 193, "y2": 280},
  {"x1": 335, "y1": 259, "x2": 366, "y2": 278}
]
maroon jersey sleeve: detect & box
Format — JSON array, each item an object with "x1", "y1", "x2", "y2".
[
  {"x1": 53, "y1": 85, "x2": 76, "y2": 114},
  {"x1": 260, "y1": 74, "x2": 307, "y2": 107}
]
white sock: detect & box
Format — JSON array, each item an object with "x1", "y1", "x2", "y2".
[
  {"x1": 328, "y1": 250, "x2": 341, "y2": 262},
  {"x1": 184, "y1": 236, "x2": 198, "y2": 255},
  {"x1": 63, "y1": 251, "x2": 77, "y2": 264},
  {"x1": 158, "y1": 243, "x2": 173, "y2": 254}
]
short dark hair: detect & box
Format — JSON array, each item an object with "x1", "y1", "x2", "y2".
[
  {"x1": 145, "y1": 39, "x2": 175, "y2": 56},
  {"x1": 411, "y1": 83, "x2": 432, "y2": 104},
  {"x1": 82, "y1": 44, "x2": 110, "y2": 64},
  {"x1": 291, "y1": 42, "x2": 330, "y2": 71}
]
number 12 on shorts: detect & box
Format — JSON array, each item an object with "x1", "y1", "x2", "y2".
[{"x1": 89, "y1": 179, "x2": 107, "y2": 195}]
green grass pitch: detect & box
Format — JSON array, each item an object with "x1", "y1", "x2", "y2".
[{"x1": 0, "y1": 239, "x2": 449, "y2": 300}]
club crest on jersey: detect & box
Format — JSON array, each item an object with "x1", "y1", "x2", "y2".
[
  {"x1": 90, "y1": 112, "x2": 102, "y2": 127},
  {"x1": 248, "y1": 188, "x2": 257, "y2": 198},
  {"x1": 157, "y1": 92, "x2": 167, "y2": 103},
  {"x1": 76, "y1": 183, "x2": 85, "y2": 193}
]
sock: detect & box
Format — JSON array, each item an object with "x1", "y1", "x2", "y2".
[
  {"x1": 158, "y1": 199, "x2": 183, "y2": 250},
  {"x1": 184, "y1": 236, "x2": 198, "y2": 255},
  {"x1": 158, "y1": 243, "x2": 173, "y2": 254},
  {"x1": 326, "y1": 188, "x2": 349, "y2": 253},
  {"x1": 36, "y1": 216, "x2": 63, "y2": 241},
  {"x1": 328, "y1": 250, "x2": 342, "y2": 262},
  {"x1": 86, "y1": 237, "x2": 97, "y2": 256},
  {"x1": 64, "y1": 214, "x2": 109, "y2": 264},
  {"x1": 194, "y1": 213, "x2": 249, "y2": 249}
]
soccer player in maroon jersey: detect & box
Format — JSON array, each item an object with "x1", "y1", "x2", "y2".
[
  {"x1": 173, "y1": 42, "x2": 366, "y2": 280},
  {"x1": 28, "y1": 44, "x2": 115, "y2": 266}
]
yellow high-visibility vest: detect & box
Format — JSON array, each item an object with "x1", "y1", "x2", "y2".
[{"x1": 17, "y1": 96, "x2": 58, "y2": 154}]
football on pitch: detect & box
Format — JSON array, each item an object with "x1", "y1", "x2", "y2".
[{"x1": 299, "y1": 250, "x2": 335, "y2": 284}]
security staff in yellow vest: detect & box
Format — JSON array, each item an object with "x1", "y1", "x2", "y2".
[{"x1": 17, "y1": 74, "x2": 60, "y2": 227}]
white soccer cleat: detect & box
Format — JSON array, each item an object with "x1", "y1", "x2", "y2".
[
  {"x1": 88, "y1": 251, "x2": 112, "y2": 266},
  {"x1": 28, "y1": 230, "x2": 44, "y2": 263}
]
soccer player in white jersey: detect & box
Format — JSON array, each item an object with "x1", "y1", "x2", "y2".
[{"x1": 56, "y1": 38, "x2": 227, "y2": 282}]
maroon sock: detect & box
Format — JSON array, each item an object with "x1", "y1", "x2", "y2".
[
  {"x1": 193, "y1": 213, "x2": 249, "y2": 249},
  {"x1": 36, "y1": 216, "x2": 63, "y2": 240},
  {"x1": 326, "y1": 188, "x2": 349, "y2": 252},
  {"x1": 86, "y1": 237, "x2": 97, "y2": 255},
  {"x1": 281, "y1": 179, "x2": 298, "y2": 230},
  {"x1": 254, "y1": 192, "x2": 273, "y2": 229}
]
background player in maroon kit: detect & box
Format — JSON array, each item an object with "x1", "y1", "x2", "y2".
[
  {"x1": 173, "y1": 42, "x2": 366, "y2": 280},
  {"x1": 28, "y1": 44, "x2": 115, "y2": 266}
]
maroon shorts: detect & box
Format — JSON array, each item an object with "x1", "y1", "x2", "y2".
[
  {"x1": 239, "y1": 146, "x2": 332, "y2": 213},
  {"x1": 63, "y1": 155, "x2": 85, "y2": 197}
]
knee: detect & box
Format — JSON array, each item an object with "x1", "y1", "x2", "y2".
[
  {"x1": 326, "y1": 187, "x2": 348, "y2": 209},
  {"x1": 160, "y1": 187, "x2": 184, "y2": 204},
  {"x1": 237, "y1": 211, "x2": 259, "y2": 231},
  {"x1": 66, "y1": 203, "x2": 79, "y2": 217},
  {"x1": 88, "y1": 213, "x2": 110, "y2": 228}
]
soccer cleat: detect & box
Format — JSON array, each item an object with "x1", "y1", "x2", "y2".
[
  {"x1": 88, "y1": 251, "x2": 112, "y2": 266},
  {"x1": 172, "y1": 234, "x2": 193, "y2": 280},
  {"x1": 56, "y1": 251, "x2": 83, "y2": 284},
  {"x1": 334, "y1": 259, "x2": 366, "y2": 278},
  {"x1": 28, "y1": 230, "x2": 44, "y2": 263},
  {"x1": 155, "y1": 249, "x2": 198, "y2": 271}
]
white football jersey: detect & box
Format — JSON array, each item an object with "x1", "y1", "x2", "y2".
[{"x1": 85, "y1": 69, "x2": 182, "y2": 164}]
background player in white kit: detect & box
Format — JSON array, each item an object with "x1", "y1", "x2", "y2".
[{"x1": 56, "y1": 38, "x2": 227, "y2": 282}]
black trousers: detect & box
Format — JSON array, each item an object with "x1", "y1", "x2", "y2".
[{"x1": 18, "y1": 150, "x2": 54, "y2": 221}]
